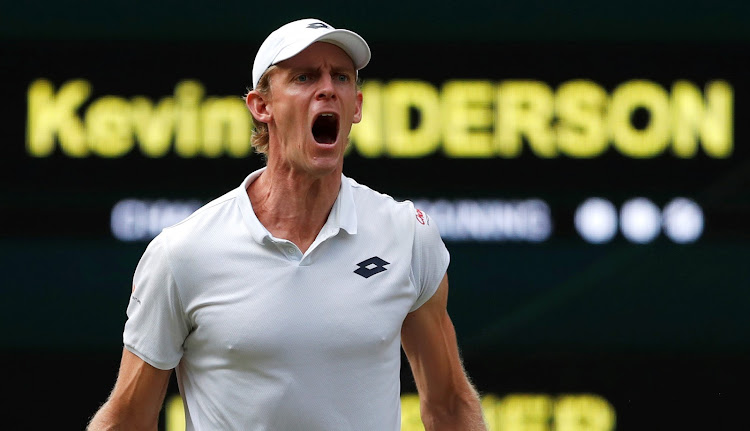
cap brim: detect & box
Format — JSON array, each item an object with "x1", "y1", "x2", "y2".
[{"x1": 273, "y1": 29, "x2": 371, "y2": 71}]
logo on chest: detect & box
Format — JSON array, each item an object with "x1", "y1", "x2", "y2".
[{"x1": 354, "y1": 256, "x2": 390, "y2": 278}]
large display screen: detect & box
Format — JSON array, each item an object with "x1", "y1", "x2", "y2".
[{"x1": 2, "y1": 13, "x2": 748, "y2": 429}]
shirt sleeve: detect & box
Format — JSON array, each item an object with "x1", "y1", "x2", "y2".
[
  {"x1": 409, "y1": 206, "x2": 450, "y2": 312},
  {"x1": 123, "y1": 233, "x2": 190, "y2": 370}
]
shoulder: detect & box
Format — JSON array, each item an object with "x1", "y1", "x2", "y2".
[
  {"x1": 168, "y1": 189, "x2": 236, "y2": 227},
  {"x1": 159, "y1": 188, "x2": 241, "y2": 250},
  {"x1": 345, "y1": 176, "x2": 440, "y2": 231},
  {"x1": 345, "y1": 176, "x2": 415, "y2": 219}
]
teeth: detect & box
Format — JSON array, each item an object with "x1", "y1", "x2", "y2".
[{"x1": 321, "y1": 113, "x2": 333, "y2": 117}]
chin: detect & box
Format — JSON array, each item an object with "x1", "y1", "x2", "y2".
[
  {"x1": 308, "y1": 158, "x2": 342, "y2": 175},
  {"x1": 307, "y1": 152, "x2": 343, "y2": 175}
]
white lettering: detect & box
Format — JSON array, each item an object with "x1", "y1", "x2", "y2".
[
  {"x1": 111, "y1": 199, "x2": 201, "y2": 241},
  {"x1": 412, "y1": 198, "x2": 552, "y2": 242}
]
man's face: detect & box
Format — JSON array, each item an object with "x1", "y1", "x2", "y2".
[{"x1": 263, "y1": 42, "x2": 363, "y2": 177}]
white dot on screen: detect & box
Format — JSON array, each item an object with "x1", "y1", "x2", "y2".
[
  {"x1": 662, "y1": 198, "x2": 704, "y2": 243},
  {"x1": 575, "y1": 198, "x2": 618, "y2": 244},
  {"x1": 620, "y1": 198, "x2": 661, "y2": 244}
]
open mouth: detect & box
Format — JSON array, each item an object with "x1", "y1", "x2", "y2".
[{"x1": 312, "y1": 113, "x2": 339, "y2": 144}]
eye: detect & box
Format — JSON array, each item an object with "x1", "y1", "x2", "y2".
[
  {"x1": 337, "y1": 74, "x2": 349, "y2": 82},
  {"x1": 295, "y1": 74, "x2": 309, "y2": 83}
]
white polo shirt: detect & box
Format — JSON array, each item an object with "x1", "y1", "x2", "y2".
[{"x1": 123, "y1": 168, "x2": 450, "y2": 431}]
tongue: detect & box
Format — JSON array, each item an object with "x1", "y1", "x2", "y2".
[{"x1": 313, "y1": 131, "x2": 335, "y2": 144}]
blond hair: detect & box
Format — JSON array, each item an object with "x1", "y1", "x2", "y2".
[{"x1": 249, "y1": 66, "x2": 276, "y2": 157}]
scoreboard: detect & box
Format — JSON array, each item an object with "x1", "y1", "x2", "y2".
[
  {"x1": 5, "y1": 42, "x2": 747, "y2": 244},
  {"x1": 1, "y1": 4, "x2": 749, "y2": 429}
]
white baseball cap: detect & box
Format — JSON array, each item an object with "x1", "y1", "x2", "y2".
[{"x1": 252, "y1": 18, "x2": 371, "y2": 89}]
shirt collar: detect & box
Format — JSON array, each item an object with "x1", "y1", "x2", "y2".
[
  {"x1": 236, "y1": 167, "x2": 358, "y2": 245},
  {"x1": 334, "y1": 174, "x2": 358, "y2": 235}
]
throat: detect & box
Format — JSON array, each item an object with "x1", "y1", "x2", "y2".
[{"x1": 247, "y1": 171, "x2": 341, "y2": 253}]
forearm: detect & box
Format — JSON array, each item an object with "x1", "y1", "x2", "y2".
[
  {"x1": 420, "y1": 389, "x2": 487, "y2": 431},
  {"x1": 87, "y1": 401, "x2": 159, "y2": 431},
  {"x1": 87, "y1": 406, "x2": 117, "y2": 431},
  {"x1": 87, "y1": 349, "x2": 171, "y2": 431},
  {"x1": 87, "y1": 403, "x2": 129, "y2": 431}
]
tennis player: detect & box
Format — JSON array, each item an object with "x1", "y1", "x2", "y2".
[{"x1": 87, "y1": 18, "x2": 486, "y2": 430}]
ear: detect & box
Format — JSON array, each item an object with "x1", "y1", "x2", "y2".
[
  {"x1": 352, "y1": 90, "x2": 363, "y2": 124},
  {"x1": 246, "y1": 90, "x2": 272, "y2": 124}
]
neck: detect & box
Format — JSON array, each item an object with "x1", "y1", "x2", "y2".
[{"x1": 247, "y1": 162, "x2": 342, "y2": 253}]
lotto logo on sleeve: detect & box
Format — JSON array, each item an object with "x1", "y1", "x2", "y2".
[{"x1": 415, "y1": 208, "x2": 430, "y2": 225}]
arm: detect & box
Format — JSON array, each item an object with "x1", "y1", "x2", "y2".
[
  {"x1": 401, "y1": 273, "x2": 487, "y2": 431},
  {"x1": 87, "y1": 348, "x2": 172, "y2": 431}
]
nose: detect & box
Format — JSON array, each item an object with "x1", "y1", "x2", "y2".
[{"x1": 316, "y1": 75, "x2": 337, "y2": 100}]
